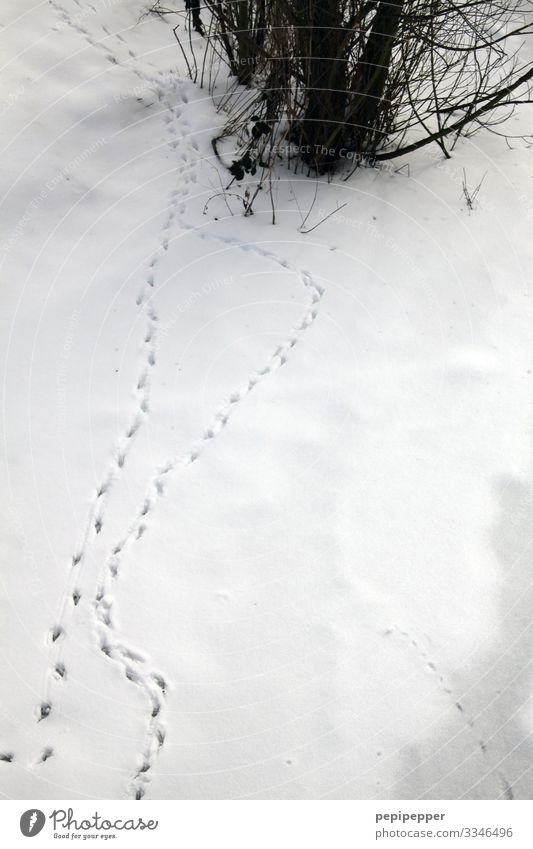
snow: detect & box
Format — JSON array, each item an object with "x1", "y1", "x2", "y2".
[{"x1": 1, "y1": 0, "x2": 532, "y2": 801}]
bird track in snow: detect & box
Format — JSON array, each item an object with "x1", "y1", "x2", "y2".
[
  {"x1": 38, "y1": 0, "x2": 197, "y2": 779},
  {"x1": 382, "y1": 625, "x2": 519, "y2": 800},
  {"x1": 386, "y1": 625, "x2": 488, "y2": 754},
  {"x1": 93, "y1": 236, "x2": 324, "y2": 799}
]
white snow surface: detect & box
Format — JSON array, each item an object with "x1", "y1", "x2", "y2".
[{"x1": 1, "y1": 0, "x2": 532, "y2": 800}]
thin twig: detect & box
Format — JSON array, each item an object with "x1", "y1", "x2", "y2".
[{"x1": 300, "y1": 202, "x2": 348, "y2": 235}]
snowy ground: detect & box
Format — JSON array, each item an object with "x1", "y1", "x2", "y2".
[{"x1": 1, "y1": 0, "x2": 533, "y2": 801}]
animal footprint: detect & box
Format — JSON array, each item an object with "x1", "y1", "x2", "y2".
[
  {"x1": 54, "y1": 663, "x2": 66, "y2": 679},
  {"x1": 40, "y1": 747, "x2": 53, "y2": 763},
  {"x1": 96, "y1": 599, "x2": 113, "y2": 627},
  {"x1": 96, "y1": 479, "x2": 109, "y2": 497},
  {"x1": 50, "y1": 626, "x2": 64, "y2": 643},
  {"x1": 119, "y1": 646, "x2": 145, "y2": 663},
  {"x1": 152, "y1": 674, "x2": 166, "y2": 693},
  {"x1": 125, "y1": 667, "x2": 140, "y2": 683},
  {"x1": 38, "y1": 702, "x2": 52, "y2": 721},
  {"x1": 127, "y1": 418, "x2": 141, "y2": 439}
]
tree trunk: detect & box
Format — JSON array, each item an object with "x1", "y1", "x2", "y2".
[
  {"x1": 297, "y1": 1, "x2": 348, "y2": 170},
  {"x1": 351, "y1": 0, "x2": 405, "y2": 152},
  {"x1": 234, "y1": 1, "x2": 255, "y2": 85}
]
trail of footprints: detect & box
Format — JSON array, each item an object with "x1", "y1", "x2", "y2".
[
  {"x1": 390, "y1": 627, "x2": 517, "y2": 800},
  {"x1": 92, "y1": 248, "x2": 323, "y2": 800},
  {"x1": 35, "y1": 0, "x2": 198, "y2": 790},
  {"x1": 50, "y1": 0, "x2": 154, "y2": 76},
  {"x1": 386, "y1": 625, "x2": 488, "y2": 753},
  {"x1": 39, "y1": 291, "x2": 160, "y2": 728}
]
